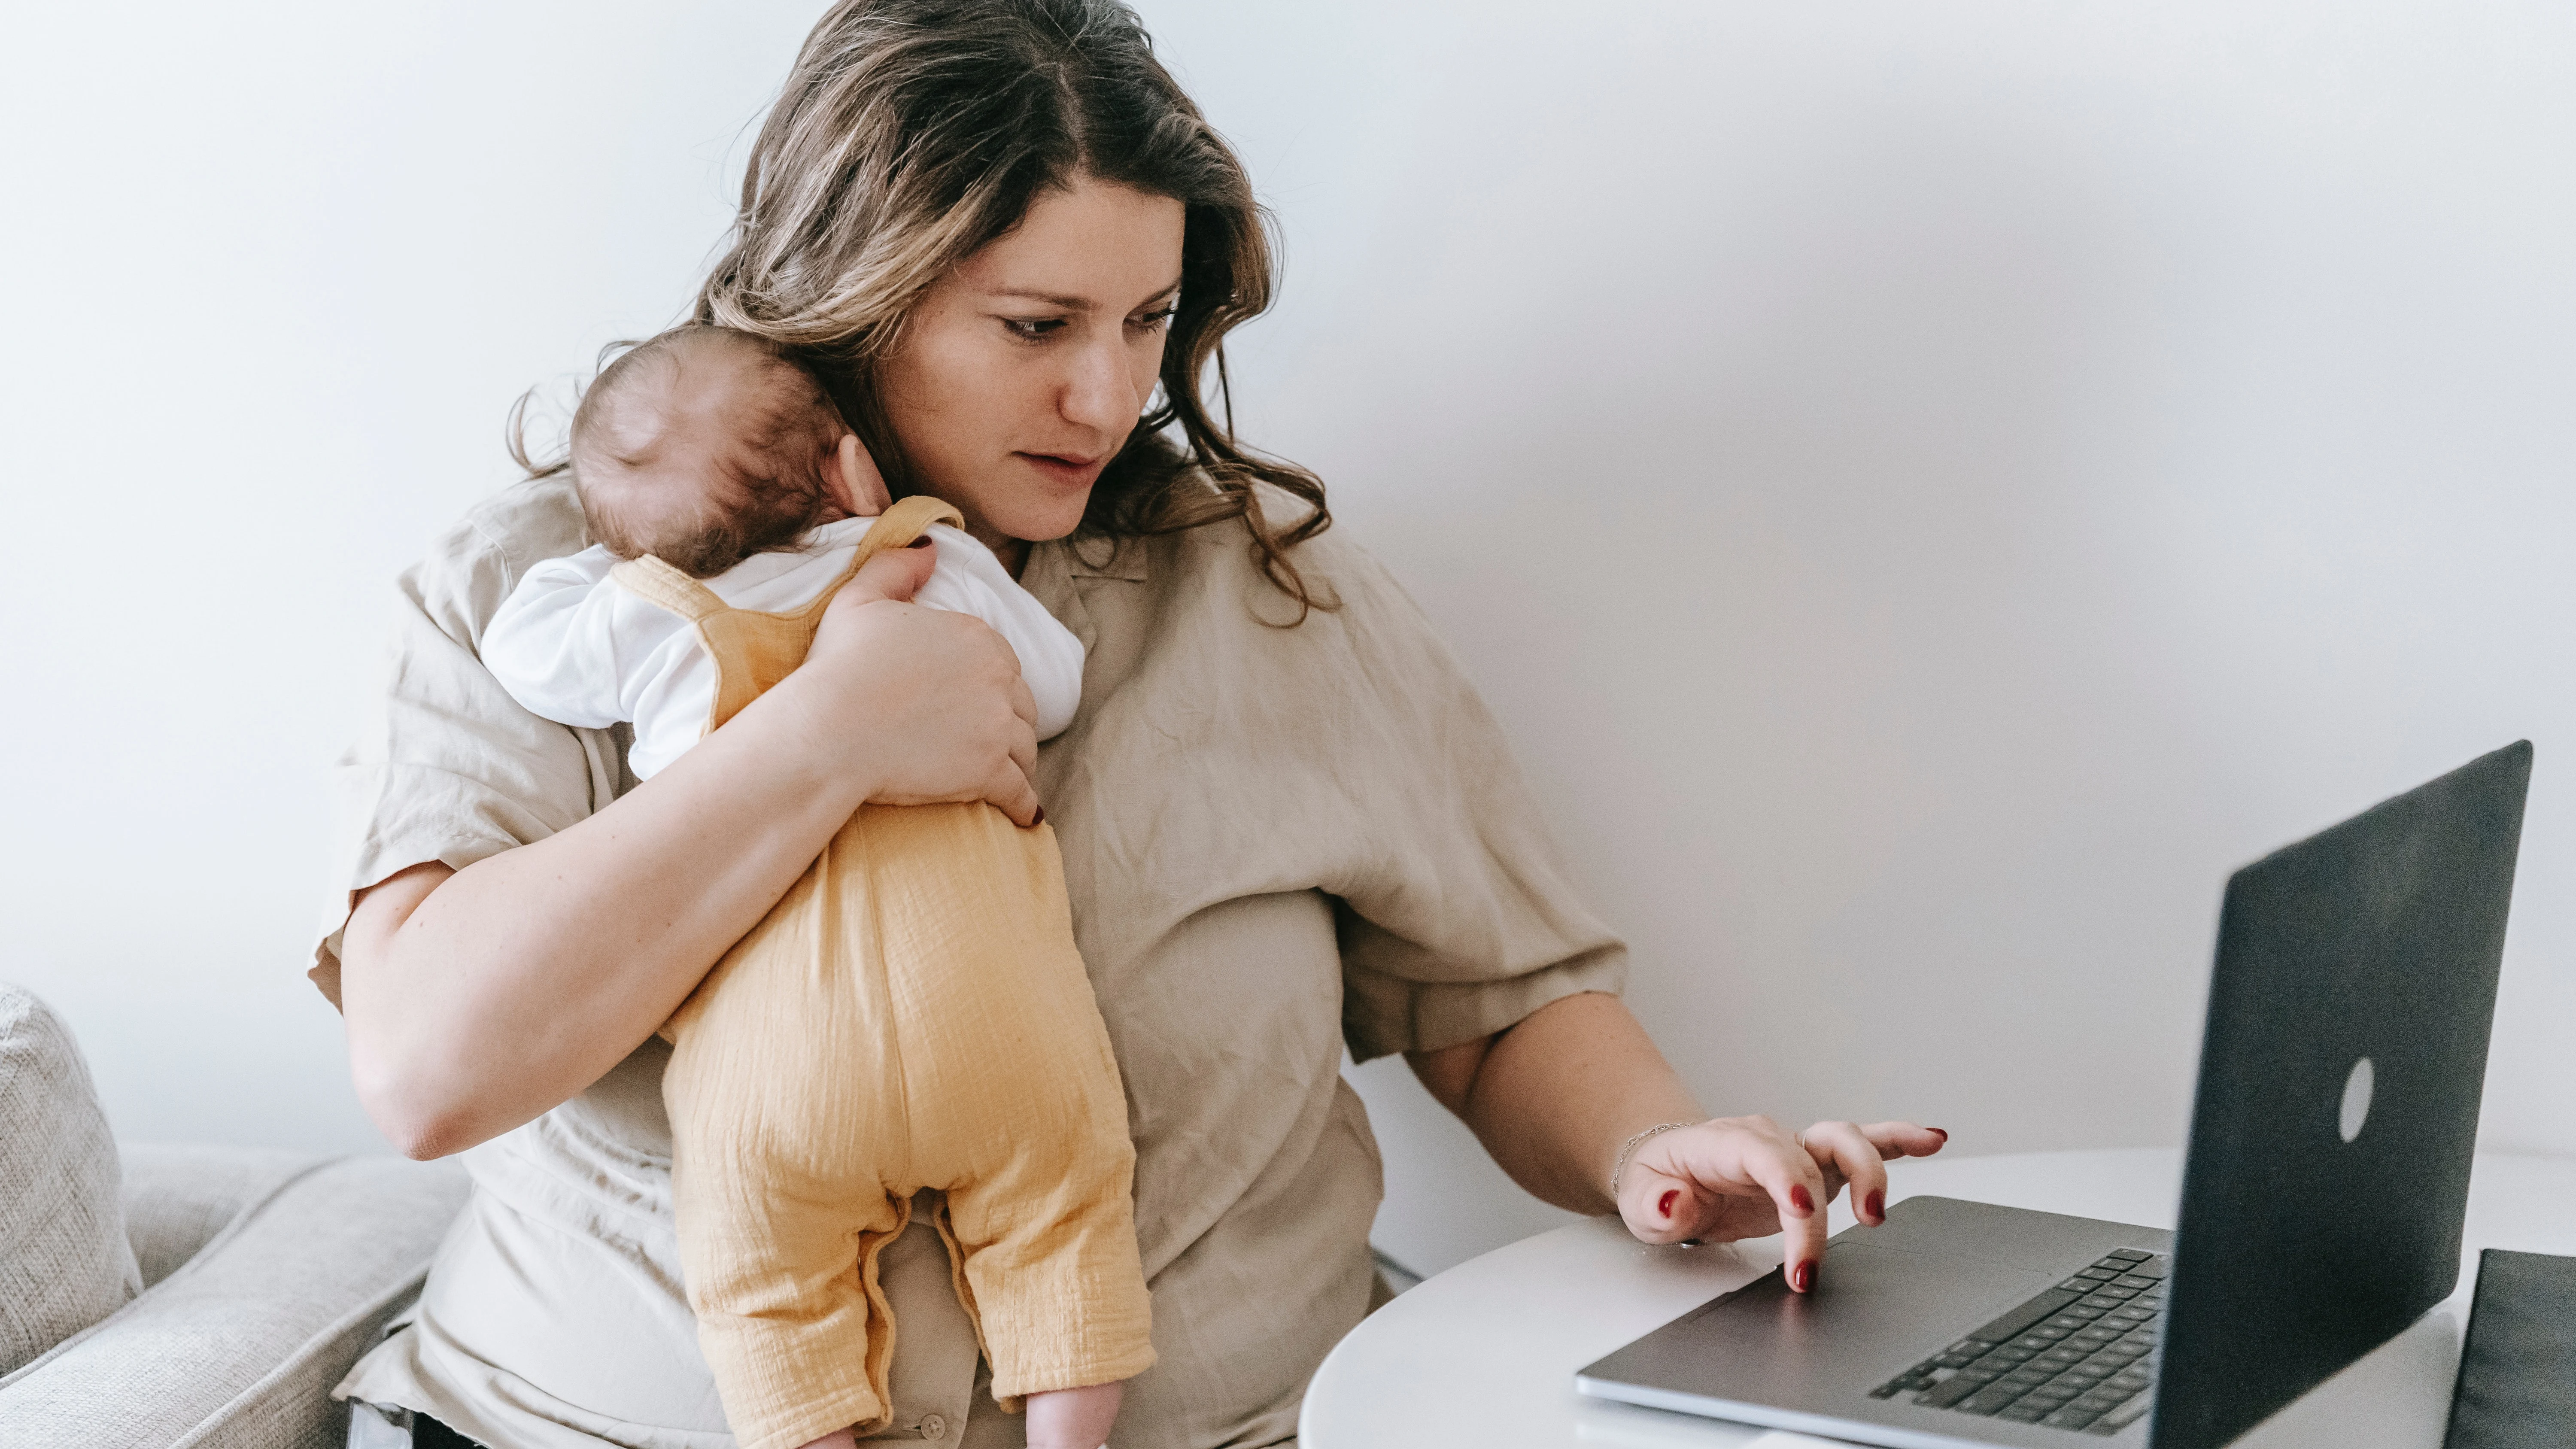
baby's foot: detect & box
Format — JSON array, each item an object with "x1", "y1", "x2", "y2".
[{"x1": 1024, "y1": 1379, "x2": 1124, "y2": 1449}]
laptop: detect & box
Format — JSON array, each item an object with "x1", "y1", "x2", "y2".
[{"x1": 1577, "y1": 741, "x2": 2531, "y2": 1449}]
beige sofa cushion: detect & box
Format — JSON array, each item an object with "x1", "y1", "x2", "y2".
[
  {"x1": 122, "y1": 1143, "x2": 321, "y2": 1289},
  {"x1": 0, "y1": 984, "x2": 142, "y2": 1374},
  {"x1": 0, "y1": 1153, "x2": 469, "y2": 1449}
]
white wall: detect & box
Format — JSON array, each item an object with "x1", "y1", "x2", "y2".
[{"x1": 5, "y1": 1, "x2": 2571, "y2": 1280}]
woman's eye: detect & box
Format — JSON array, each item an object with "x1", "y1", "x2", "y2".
[
  {"x1": 1002, "y1": 316, "x2": 1067, "y2": 341},
  {"x1": 1128, "y1": 307, "x2": 1177, "y2": 331}
]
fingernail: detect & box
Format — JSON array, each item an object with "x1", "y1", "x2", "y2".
[
  {"x1": 1792, "y1": 1260, "x2": 1814, "y2": 1293},
  {"x1": 1865, "y1": 1189, "x2": 1885, "y2": 1221},
  {"x1": 1657, "y1": 1189, "x2": 1678, "y2": 1218},
  {"x1": 1789, "y1": 1184, "x2": 1814, "y2": 1215},
  {"x1": 906, "y1": 535, "x2": 935, "y2": 548},
  {"x1": 1032, "y1": 806, "x2": 1046, "y2": 827},
  {"x1": 1929, "y1": 1128, "x2": 1949, "y2": 1142}
]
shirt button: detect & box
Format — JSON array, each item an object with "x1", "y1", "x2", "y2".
[{"x1": 918, "y1": 1414, "x2": 948, "y2": 1440}]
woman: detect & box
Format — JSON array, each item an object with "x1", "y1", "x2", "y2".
[{"x1": 322, "y1": 3, "x2": 1943, "y2": 1446}]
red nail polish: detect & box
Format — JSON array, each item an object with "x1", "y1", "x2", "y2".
[
  {"x1": 1792, "y1": 1260, "x2": 1814, "y2": 1292},
  {"x1": 1866, "y1": 1189, "x2": 1885, "y2": 1221},
  {"x1": 1657, "y1": 1189, "x2": 1678, "y2": 1218},
  {"x1": 906, "y1": 535, "x2": 935, "y2": 548},
  {"x1": 1789, "y1": 1184, "x2": 1814, "y2": 1215},
  {"x1": 1032, "y1": 806, "x2": 1046, "y2": 827},
  {"x1": 1929, "y1": 1128, "x2": 1949, "y2": 1141}
]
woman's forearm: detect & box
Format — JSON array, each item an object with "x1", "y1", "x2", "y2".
[
  {"x1": 342, "y1": 673, "x2": 884, "y2": 1159},
  {"x1": 1406, "y1": 990, "x2": 1704, "y2": 1215},
  {"x1": 341, "y1": 555, "x2": 1039, "y2": 1160}
]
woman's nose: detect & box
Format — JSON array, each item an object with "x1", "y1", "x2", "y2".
[{"x1": 1057, "y1": 333, "x2": 1143, "y2": 437}]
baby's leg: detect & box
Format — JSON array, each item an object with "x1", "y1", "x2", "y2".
[
  {"x1": 1024, "y1": 1382, "x2": 1124, "y2": 1449},
  {"x1": 664, "y1": 861, "x2": 917, "y2": 1449},
  {"x1": 667, "y1": 1076, "x2": 911, "y2": 1449},
  {"x1": 856, "y1": 803, "x2": 1157, "y2": 1413},
  {"x1": 923, "y1": 988, "x2": 1156, "y2": 1417}
]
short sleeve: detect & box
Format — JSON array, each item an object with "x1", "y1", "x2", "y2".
[
  {"x1": 1309, "y1": 535, "x2": 1629, "y2": 1062},
  {"x1": 310, "y1": 474, "x2": 626, "y2": 1006}
]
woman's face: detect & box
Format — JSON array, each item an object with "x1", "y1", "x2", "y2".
[{"x1": 877, "y1": 175, "x2": 1188, "y2": 555}]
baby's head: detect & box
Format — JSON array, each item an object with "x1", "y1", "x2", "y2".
[{"x1": 570, "y1": 325, "x2": 875, "y2": 577}]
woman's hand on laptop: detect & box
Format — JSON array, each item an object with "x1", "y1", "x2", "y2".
[{"x1": 1616, "y1": 1117, "x2": 1948, "y2": 1294}]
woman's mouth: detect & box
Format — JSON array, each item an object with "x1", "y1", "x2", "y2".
[{"x1": 1016, "y1": 450, "x2": 1109, "y2": 488}]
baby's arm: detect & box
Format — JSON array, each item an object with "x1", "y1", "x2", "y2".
[
  {"x1": 480, "y1": 548, "x2": 644, "y2": 729},
  {"x1": 909, "y1": 525, "x2": 1086, "y2": 741}
]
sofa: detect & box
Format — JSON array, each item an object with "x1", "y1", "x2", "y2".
[{"x1": 0, "y1": 983, "x2": 470, "y2": 1448}]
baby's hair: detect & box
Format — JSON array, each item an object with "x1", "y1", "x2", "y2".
[{"x1": 565, "y1": 325, "x2": 851, "y2": 578}]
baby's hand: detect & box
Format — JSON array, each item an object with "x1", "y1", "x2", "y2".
[{"x1": 827, "y1": 432, "x2": 893, "y2": 517}]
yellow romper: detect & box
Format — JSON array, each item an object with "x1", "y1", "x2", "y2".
[{"x1": 611, "y1": 498, "x2": 1157, "y2": 1449}]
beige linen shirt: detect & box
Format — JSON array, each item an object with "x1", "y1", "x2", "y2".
[{"x1": 316, "y1": 473, "x2": 1626, "y2": 1449}]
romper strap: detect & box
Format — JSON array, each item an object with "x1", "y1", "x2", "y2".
[
  {"x1": 844, "y1": 495, "x2": 968, "y2": 577},
  {"x1": 608, "y1": 554, "x2": 730, "y2": 623},
  {"x1": 778, "y1": 495, "x2": 969, "y2": 623}
]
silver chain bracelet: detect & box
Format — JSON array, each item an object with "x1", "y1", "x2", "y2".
[{"x1": 1609, "y1": 1121, "x2": 1701, "y2": 1198}]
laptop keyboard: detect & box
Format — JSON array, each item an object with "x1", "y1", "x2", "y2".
[{"x1": 1870, "y1": 1249, "x2": 2167, "y2": 1435}]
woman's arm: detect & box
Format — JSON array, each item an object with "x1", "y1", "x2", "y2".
[
  {"x1": 1408, "y1": 990, "x2": 1944, "y2": 1293},
  {"x1": 341, "y1": 549, "x2": 1041, "y2": 1160},
  {"x1": 1406, "y1": 990, "x2": 1701, "y2": 1213}
]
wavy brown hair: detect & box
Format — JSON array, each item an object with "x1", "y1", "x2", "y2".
[{"x1": 696, "y1": 0, "x2": 1331, "y2": 616}]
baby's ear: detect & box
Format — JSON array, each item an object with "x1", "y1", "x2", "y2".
[{"x1": 831, "y1": 433, "x2": 892, "y2": 517}]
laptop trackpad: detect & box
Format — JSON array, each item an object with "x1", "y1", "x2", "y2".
[{"x1": 1597, "y1": 1242, "x2": 2059, "y2": 1409}]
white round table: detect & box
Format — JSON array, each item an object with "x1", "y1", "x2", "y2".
[{"x1": 1300, "y1": 1149, "x2": 2576, "y2": 1449}]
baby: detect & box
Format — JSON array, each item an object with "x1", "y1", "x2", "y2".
[{"x1": 481, "y1": 325, "x2": 1153, "y2": 1449}]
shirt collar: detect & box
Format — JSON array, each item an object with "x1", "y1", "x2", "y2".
[{"x1": 1044, "y1": 532, "x2": 1151, "y2": 583}]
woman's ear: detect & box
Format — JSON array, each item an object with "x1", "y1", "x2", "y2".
[{"x1": 828, "y1": 433, "x2": 892, "y2": 517}]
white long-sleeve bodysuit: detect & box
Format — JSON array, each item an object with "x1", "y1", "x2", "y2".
[{"x1": 480, "y1": 514, "x2": 1085, "y2": 775}]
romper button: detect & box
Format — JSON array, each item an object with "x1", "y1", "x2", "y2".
[{"x1": 918, "y1": 1414, "x2": 948, "y2": 1439}]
